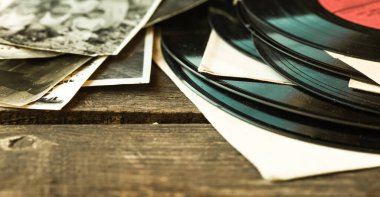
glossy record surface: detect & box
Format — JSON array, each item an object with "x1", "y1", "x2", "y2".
[
  {"x1": 236, "y1": 1, "x2": 362, "y2": 78},
  {"x1": 162, "y1": 45, "x2": 380, "y2": 152},
  {"x1": 159, "y1": 7, "x2": 380, "y2": 129},
  {"x1": 254, "y1": 37, "x2": 380, "y2": 116},
  {"x1": 240, "y1": 0, "x2": 380, "y2": 61},
  {"x1": 208, "y1": 3, "x2": 262, "y2": 61}
]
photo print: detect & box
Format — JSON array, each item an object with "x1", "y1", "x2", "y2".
[
  {"x1": 0, "y1": 55, "x2": 90, "y2": 106},
  {"x1": 0, "y1": 0, "x2": 161, "y2": 56},
  {"x1": 84, "y1": 28, "x2": 153, "y2": 86}
]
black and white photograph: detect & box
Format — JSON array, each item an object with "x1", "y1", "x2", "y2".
[
  {"x1": 0, "y1": 0, "x2": 161, "y2": 56},
  {"x1": 0, "y1": 43, "x2": 61, "y2": 59},
  {"x1": 147, "y1": 0, "x2": 208, "y2": 26},
  {"x1": 2, "y1": 56, "x2": 107, "y2": 110},
  {"x1": 0, "y1": 55, "x2": 90, "y2": 106},
  {"x1": 84, "y1": 28, "x2": 153, "y2": 86}
]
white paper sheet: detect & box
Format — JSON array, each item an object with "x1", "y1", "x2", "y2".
[
  {"x1": 349, "y1": 78, "x2": 380, "y2": 95},
  {"x1": 154, "y1": 35, "x2": 380, "y2": 181},
  {"x1": 328, "y1": 51, "x2": 380, "y2": 86},
  {"x1": 199, "y1": 30, "x2": 293, "y2": 85}
]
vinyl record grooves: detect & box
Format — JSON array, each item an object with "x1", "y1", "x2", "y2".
[
  {"x1": 235, "y1": 1, "x2": 363, "y2": 78},
  {"x1": 254, "y1": 37, "x2": 380, "y2": 116},
  {"x1": 207, "y1": 3, "x2": 261, "y2": 61},
  {"x1": 158, "y1": 2, "x2": 380, "y2": 151},
  {"x1": 161, "y1": 43, "x2": 380, "y2": 152},
  {"x1": 239, "y1": 0, "x2": 380, "y2": 62},
  {"x1": 159, "y1": 6, "x2": 380, "y2": 130},
  {"x1": 161, "y1": 32, "x2": 380, "y2": 130}
]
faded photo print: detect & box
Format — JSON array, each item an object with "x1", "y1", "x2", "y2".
[
  {"x1": 0, "y1": 55, "x2": 90, "y2": 106},
  {"x1": 90, "y1": 31, "x2": 145, "y2": 80},
  {"x1": 0, "y1": 0, "x2": 160, "y2": 56},
  {"x1": 85, "y1": 28, "x2": 153, "y2": 86}
]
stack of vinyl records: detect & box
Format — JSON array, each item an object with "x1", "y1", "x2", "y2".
[{"x1": 156, "y1": 0, "x2": 380, "y2": 152}]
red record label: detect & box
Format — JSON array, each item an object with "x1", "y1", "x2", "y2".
[{"x1": 319, "y1": 0, "x2": 380, "y2": 30}]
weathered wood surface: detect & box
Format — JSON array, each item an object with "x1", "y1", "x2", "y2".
[
  {"x1": 0, "y1": 124, "x2": 380, "y2": 196},
  {"x1": 1, "y1": 64, "x2": 380, "y2": 196},
  {"x1": 0, "y1": 66, "x2": 207, "y2": 125}
]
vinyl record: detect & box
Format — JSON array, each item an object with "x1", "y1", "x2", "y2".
[
  {"x1": 161, "y1": 43, "x2": 380, "y2": 152},
  {"x1": 235, "y1": 1, "x2": 363, "y2": 78},
  {"x1": 239, "y1": 0, "x2": 380, "y2": 61},
  {"x1": 207, "y1": 3, "x2": 262, "y2": 61},
  {"x1": 159, "y1": 9, "x2": 380, "y2": 129},
  {"x1": 254, "y1": 37, "x2": 380, "y2": 116}
]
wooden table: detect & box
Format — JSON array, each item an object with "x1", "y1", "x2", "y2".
[{"x1": 1, "y1": 65, "x2": 380, "y2": 196}]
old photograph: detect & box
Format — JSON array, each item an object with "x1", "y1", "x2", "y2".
[
  {"x1": 84, "y1": 28, "x2": 153, "y2": 86},
  {"x1": 1, "y1": 57, "x2": 107, "y2": 110},
  {"x1": 0, "y1": 0, "x2": 161, "y2": 56},
  {"x1": 0, "y1": 55, "x2": 90, "y2": 106},
  {"x1": 147, "y1": 0, "x2": 208, "y2": 26},
  {"x1": 0, "y1": 43, "x2": 61, "y2": 59}
]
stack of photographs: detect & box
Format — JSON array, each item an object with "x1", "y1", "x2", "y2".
[
  {"x1": 0, "y1": 0, "x2": 208, "y2": 110},
  {"x1": 155, "y1": 1, "x2": 380, "y2": 152}
]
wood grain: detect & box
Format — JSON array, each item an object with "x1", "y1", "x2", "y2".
[
  {"x1": 0, "y1": 124, "x2": 379, "y2": 196},
  {"x1": 0, "y1": 66, "x2": 207, "y2": 125}
]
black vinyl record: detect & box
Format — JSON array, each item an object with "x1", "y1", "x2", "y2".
[
  {"x1": 235, "y1": 1, "x2": 363, "y2": 78},
  {"x1": 254, "y1": 37, "x2": 380, "y2": 116},
  {"x1": 159, "y1": 7, "x2": 380, "y2": 130},
  {"x1": 239, "y1": 0, "x2": 380, "y2": 61},
  {"x1": 161, "y1": 43, "x2": 380, "y2": 152},
  {"x1": 207, "y1": 3, "x2": 262, "y2": 61}
]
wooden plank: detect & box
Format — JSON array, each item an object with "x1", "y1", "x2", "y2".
[
  {"x1": 0, "y1": 124, "x2": 380, "y2": 196},
  {"x1": 0, "y1": 66, "x2": 207, "y2": 124}
]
